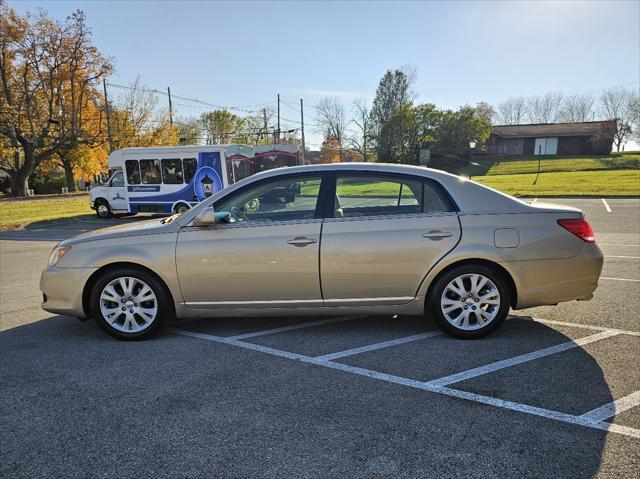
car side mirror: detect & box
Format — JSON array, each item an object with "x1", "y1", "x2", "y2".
[{"x1": 192, "y1": 208, "x2": 216, "y2": 227}]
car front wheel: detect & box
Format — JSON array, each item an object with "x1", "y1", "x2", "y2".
[
  {"x1": 428, "y1": 265, "x2": 510, "y2": 339},
  {"x1": 90, "y1": 268, "x2": 171, "y2": 340}
]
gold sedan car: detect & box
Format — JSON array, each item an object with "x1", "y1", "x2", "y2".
[{"x1": 41, "y1": 163, "x2": 603, "y2": 340}]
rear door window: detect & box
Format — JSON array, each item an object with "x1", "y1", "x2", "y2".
[{"x1": 334, "y1": 174, "x2": 423, "y2": 217}]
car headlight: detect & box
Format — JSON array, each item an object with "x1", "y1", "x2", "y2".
[{"x1": 48, "y1": 246, "x2": 71, "y2": 267}]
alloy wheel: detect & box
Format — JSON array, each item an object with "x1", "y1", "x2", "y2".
[
  {"x1": 99, "y1": 277, "x2": 158, "y2": 333},
  {"x1": 440, "y1": 273, "x2": 501, "y2": 331}
]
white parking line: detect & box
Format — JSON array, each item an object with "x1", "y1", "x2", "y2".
[
  {"x1": 425, "y1": 330, "x2": 619, "y2": 388},
  {"x1": 600, "y1": 276, "x2": 640, "y2": 282},
  {"x1": 226, "y1": 315, "x2": 362, "y2": 340},
  {"x1": 167, "y1": 327, "x2": 640, "y2": 438},
  {"x1": 580, "y1": 391, "x2": 640, "y2": 423},
  {"x1": 606, "y1": 255, "x2": 640, "y2": 259},
  {"x1": 601, "y1": 198, "x2": 612, "y2": 213},
  {"x1": 599, "y1": 244, "x2": 640, "y2": 247},
  {"x1": 167, "y1": 328, "x2": 312, "y2": 361},
  {"x1": 314, "y1": 331, "x2": 443, "y2": 361},
  {"x1": 527, "y1": 316, "x2": 640, "y2": 337}
]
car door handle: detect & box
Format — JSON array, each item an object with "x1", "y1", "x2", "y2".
[
  {"x1": 287, "y1": 236, "x2": 317, "y2": 247},
  {"x1": 421, "y1": 230, "x2": 453, "y2": 240}
]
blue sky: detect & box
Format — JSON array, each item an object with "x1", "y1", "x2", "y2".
[{"x1": 10, "y1": 0, "x2": 640, "y2": 148}]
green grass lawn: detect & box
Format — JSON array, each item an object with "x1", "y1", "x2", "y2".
[
  {"x1": 0, "y1": 196, "x2": 93, "y2": 230},
  {"x1": 472, "y1": 169, "x2": 640, "y2": 196},
  {"x1": 481, "y1": 153, "x2": 639, "y2": 176}
]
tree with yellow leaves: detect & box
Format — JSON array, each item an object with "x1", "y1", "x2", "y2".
[{"x1": 0, "y1": 2, "x2": 112, "y2": 196}]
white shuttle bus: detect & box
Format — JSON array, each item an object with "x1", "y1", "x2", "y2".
[{"x1": 90, "y1": 144, "x2": 299, "y2": 218}]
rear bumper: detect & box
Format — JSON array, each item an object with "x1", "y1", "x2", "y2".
[
  {"x1": 504, "y1": 243, "x2": 604, "y2": 309},
  {"x1": 40, "y1": 266, "x2": 97, "y2": 318}
]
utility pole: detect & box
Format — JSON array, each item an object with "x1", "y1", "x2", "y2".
[
  {"x1": 300, "y1": 98, "x2": 305, "y2": 165},
  {"x1": 167, "y1": 86, "x2": 173, "y2": 128},
  {"x1": 277, "y1": 93, "x2": 280, "y2": 144},
  {"x1": 261, "y1": 108, "x2": 268, "y2": 144},
  {"x1": 102, "y1": 79, "x2": 114, "y2": 153}
]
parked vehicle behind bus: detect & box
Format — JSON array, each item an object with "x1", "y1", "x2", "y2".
[{"x1": 90, "y1": 144, "x2": 299, "y2": 218}]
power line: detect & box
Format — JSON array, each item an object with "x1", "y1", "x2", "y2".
[{"x1": 106, "y1": 82, "x2": 274, "y2": 114}]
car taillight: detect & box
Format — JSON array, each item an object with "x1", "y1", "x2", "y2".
[{"x1": 557, "y1": 218, "x2": 595, "y2": 243}]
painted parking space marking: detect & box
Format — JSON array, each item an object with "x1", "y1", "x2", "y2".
[
  {"x1": 167, "y1": 328, "x2": 311, "y2": 361},
  {"x1": 314, "y1": 331, "x2": 443, "y2": 361},
  {"x1": 167, "y1": 319, "x2": 640, "y2": 438},
  {"x1": 601, "y1": 198, "x2": 612, "y2": 213},
  {"x1": 226, "y1": 315, "x2": 362, "y2": 340},
  {"x1": 605, "y1": 255, "x2": 640, "y2": 259},
  {"x1": 527, "y1": 316, "x2": 640, "y2": 337},
  {"x1": 579, "y1": 390, "x2": 640, "y2": 423},
  {"x1": 600, "y1": 276, "x2": 640, "y2": 282},
  {"x1": 425, "y1": 330, "x2": 619, "y2": 388},
  {"x1": 599, "y1": 243, "x2": 640, "y2": 247}
]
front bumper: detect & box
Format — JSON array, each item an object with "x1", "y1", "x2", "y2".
[
  {"x1": 505, "y1": 243, "x2": 604, "y2": 309},
  {"x1": 40, "y1": 266, "x2": 97, "y2": 318}
]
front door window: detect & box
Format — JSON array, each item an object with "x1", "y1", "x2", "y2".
[{"x1": 215, "y1": 175, "x2": 322, "y2": 223}]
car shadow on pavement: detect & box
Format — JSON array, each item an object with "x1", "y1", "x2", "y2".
[{"x1": 0, "y1": 313, "x2": 616, "y2": 478}]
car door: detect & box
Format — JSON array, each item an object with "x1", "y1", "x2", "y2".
[
  {"x1": 176, "y1": 172, "x2": 326, "y2": 308},
  {"x1": 107, "y1": 171, "x2": 128, "y2": 211},
  {"x1": 320, "y1": 172, "x2": 461, "y2": 305}
]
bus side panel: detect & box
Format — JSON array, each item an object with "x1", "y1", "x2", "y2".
[{"x1": 126, "y1": 151, "x2": 226, "y2": 214}]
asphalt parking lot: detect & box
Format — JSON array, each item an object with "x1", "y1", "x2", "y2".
[{"x1": 1, "y1": 199, "x2": 638, "y2": 478}]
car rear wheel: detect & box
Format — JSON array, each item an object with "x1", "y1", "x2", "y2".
[
  {"x1": 174, "y1": 203, "x2": 190, "y2": 214},
  {"x1": 95, "y1": 200, "x2": 111, "y2": 219},
  {"x1": 90, "y1": 268, "x2": 170, "y2": 340},
  {"x1": 428, "y1": 265, "x2": 510, "y2": 339}
]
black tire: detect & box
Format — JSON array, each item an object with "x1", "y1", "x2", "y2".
[
  {"x1": 428, "y1": 264, "x2": 510, "y2": 339},
  {"x1": 90, "y1": 267, "x2": 172, "y2": 340},
  {"x1": 95, "y1": 199, "x2": 111, "y2": 219},
  {"x1": 173, "y1": 203, "x2": 190, "y2": 214}
]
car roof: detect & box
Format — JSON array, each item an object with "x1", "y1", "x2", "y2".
[{"x1": 253, "y1": 162, "x2": 457, "y2": 181}]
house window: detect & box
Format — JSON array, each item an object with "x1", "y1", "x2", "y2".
[{"x1": 534, "y1": 137, "x2": 558, "y2": 155}]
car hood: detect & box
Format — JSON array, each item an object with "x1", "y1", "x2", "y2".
[{"x1": 61, "y1": 218, "x2": 176, "y2": 246}]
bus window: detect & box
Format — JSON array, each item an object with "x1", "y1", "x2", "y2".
[
  {"x1": 125, "y1": 160, "x2": 141, "y2": 185},
  {"x1": 183, "y1": 158, "x2": 196, "y2": 183},
  {"x1": 161, "y1": 158, "x2": 183, "y2": 184},
  {"x1": 140, "y1": 159, "x2": 161, "y2": 184}
]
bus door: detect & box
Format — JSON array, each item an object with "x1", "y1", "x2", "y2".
[{"x1": 107, "y1": 171, "x2": 128, "y2": 211}]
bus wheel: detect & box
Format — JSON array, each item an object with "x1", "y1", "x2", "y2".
[
  {"x1": 96, "y1": 200, "x2": 111, "y2": 219},
  {"x1": 174, "y1": 203, "x2": 190, "y2": 214}
]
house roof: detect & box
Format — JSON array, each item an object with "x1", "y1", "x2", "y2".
[{"x1": 491, "y1": 120, "x2": 616, "y2": 138}]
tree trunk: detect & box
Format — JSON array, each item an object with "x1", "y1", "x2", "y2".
[
  {"x1": 62, "y1": 160, "x2": 77, "y2": 192},
  {"x1": 10, "y1": 145, "x2": 37, "y2": 197},
  {"x1": 11, "y1": 167, "x2": 30, "y2": 197}
]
